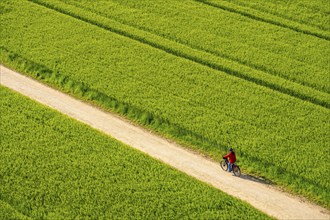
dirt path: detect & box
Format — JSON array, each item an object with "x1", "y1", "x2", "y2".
[{"x1": 1, "y1": 65, "x2": 329, "y2": 219}]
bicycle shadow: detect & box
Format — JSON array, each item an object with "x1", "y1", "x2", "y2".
[{"x1": 238, "y1": 173, "x2": 272, "y2": 185}]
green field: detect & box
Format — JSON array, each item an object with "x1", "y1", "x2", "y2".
[
  {"x1": 220, "y1": 0, "x2": 330, "y2": 32},
  {"x1": 0, "y1": 86, "x2": 271, "y2": 219},
  {"x1": 1, "y1": 0, "x2": 329, "y2": 208}
]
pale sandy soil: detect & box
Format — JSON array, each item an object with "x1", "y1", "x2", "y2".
[{"x1": 1, "y1": 65, "x2": 329, "y2": 219}]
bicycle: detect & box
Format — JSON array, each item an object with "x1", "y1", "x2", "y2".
[{"x1": 220, "y1": 158, "x2": 241, "y2": 177}]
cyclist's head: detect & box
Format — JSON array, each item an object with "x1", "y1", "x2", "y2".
[{"x1": 229, "y1": 147, "x2": 233, "y2": 152}]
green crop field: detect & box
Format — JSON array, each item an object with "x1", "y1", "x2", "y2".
[
  {"x1": 0, "y1": 86, "x2": 272, "y2": 219},
  {"x1": 219, "y1": 0, "x2": 330, "y2": 32},
  {"x1": 1, "y1": 0, "x2": 329, "y2": 209}
]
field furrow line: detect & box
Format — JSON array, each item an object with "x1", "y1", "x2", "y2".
[
  {"x1": 221, "y1": 0, "x2": 329, "y2": 31},
  {"x1": 61, "y1": 0, "x2": 327, "y2": 93},
  {"x1": 26, "y1": 0, "x2": 330, "y2": 109},
  {"x1": 60, "y1": 0, "x2": 330, "y2": 94},
  {"x1": 193, "y1": 0, "x2": 330, "y2": 41}
]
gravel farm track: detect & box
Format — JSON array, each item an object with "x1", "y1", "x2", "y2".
[{"x1": 1, "y1": 65, "x2": 329, "y2": 220}]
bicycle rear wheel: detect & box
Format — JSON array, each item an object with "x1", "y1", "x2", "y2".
[
  {"x1": 220, "y1": 160, "x2": 228, "y2": 171},
  {"x1": 233, "y1": 165, "x2": 241, "y2": 177}
]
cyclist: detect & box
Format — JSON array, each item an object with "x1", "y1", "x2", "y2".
[{"x1": 223, "y1": 147, "x2": 236, "y2": 172}]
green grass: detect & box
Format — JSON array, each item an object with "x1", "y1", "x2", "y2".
[
  {"x1": 0, "y1": 85, "x2": 272, "y2": 219},
  {"x1": 223, "y1": 0, "x2": 330, "y2": 31},
  {"x1": 1, "y1": 0, "x2": 329, "y2": 208},
  {"x1": 22, "y1": 0, "x2": 330, "y2": 108},
  {"x1": 0, "y1": 200, "x2": 31, "y2": 220},
  {"x1": 56, "y1": 0, "x2": 330, "y2": 92}
]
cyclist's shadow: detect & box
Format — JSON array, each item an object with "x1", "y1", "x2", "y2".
[{"x1": 239, "y1": 173, "x2": 272, "y2": 185}]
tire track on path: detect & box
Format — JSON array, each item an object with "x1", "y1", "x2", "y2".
[{"x1": 1, "y1": 65, "x2": 329, "y2": 219}]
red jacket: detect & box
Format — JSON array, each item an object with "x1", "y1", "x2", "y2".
[{"x1": 223, "y1": 151, "x2": 236, "y2": 163}]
